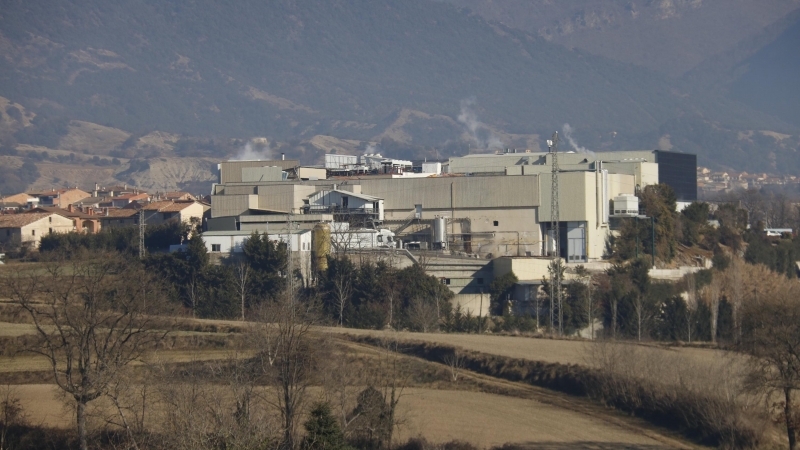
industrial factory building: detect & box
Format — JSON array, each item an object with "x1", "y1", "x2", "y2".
[
  {"x1": 207, "y1": 149, "x2": 695, "y2": 263},
  {"x1": 204, "y1": 149, "x2": 696, "y2": 315}
]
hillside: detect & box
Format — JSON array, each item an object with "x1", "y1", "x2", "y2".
[
  {"x1": 439, "y1": 0, "x2": 799, "y2": 77},
  {"x1": 0, "y1": 0, "x2": 798, "y2": 182}
]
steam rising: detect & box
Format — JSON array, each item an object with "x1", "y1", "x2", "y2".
[
  {"x1": 458, "y1": 98, "x2": 503, "y2": 150},
  {"x1": 562, "y1": 123, "x2": 595, "y2": 156},
  {"x1": 232, "y1": 141, "x2": 273, "y2": 161}
]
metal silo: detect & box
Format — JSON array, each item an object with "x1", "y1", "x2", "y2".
[
  {"x1": 312, "y1": 223, "x2": 331, "y2": 272},
  {"x1": 433, "y1": 216, "x2": 447, "y2": 250}
]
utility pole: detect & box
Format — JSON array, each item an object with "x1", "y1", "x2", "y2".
[
  {"x1": 138, "y1": 209, "x2": 145, "y2": 259},
  {"x1": 548, "y1": 132, "x2": 563, "y2": 336}
]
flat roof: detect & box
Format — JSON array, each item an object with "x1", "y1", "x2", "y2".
[{"x1": 202, "y1": 229, "x2": 311, "y2": 236}]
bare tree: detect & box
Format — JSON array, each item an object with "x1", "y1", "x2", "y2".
[
  {"x1": 706, "y1": 273, "x2": 723, "y2": 343},
  {"x1": 187, "y1": 275, "x2": 201, "y2": 320},
  {"x1": 320, "y1": 347, "x2": 364, "y2": 438},
  {"x1": 685, "y1": 274, "x2": 697, "y2": 343},
  {"x1": 368, "y1": 336, "x2": 408, "y2": 449},
  {"x1": 1, "y1": 254, "x2": 168, "y2": 450},
  {"x1": 406, "y1": 296, "x2": 438, "y2": 333},
  {"x1": 330, "y1": 257, "x2": 353, "y2": 327},
  {"x1": 739, "y1": 273, "x2": 800, "y2": 450},
  {"x1": 234, "y1": 261, "x2": 251, "y2": 321},
  {"x1": 575, "y1": 266, "x2": 596, "y2": 340},
  {"x1": 255, "y1": 286, "x2": 319, "y2": 450},
  {"x1": 725, "y1": 257, "x2": 745, "y2": 343},
  {"x1": 0, "y1": 385, "x2": 26, "y2": 450},
  {"x1": 443, "y1": 349, "x2": 466, "y2": 383},
  {"x1": 632, "y1": 292, "x2": 652, "y2": 342}
]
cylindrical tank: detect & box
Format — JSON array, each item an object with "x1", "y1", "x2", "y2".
[
  {"x1": 433, "y1": 216, "x2": 447, "y2": 249},
  {"x1": 312, "y1": 223, "x2": 331, "y2": 273}
]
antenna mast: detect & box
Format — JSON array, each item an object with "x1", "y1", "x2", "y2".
[{"x1": 548, "y1": 132, "x2": 563, "y2": 335}]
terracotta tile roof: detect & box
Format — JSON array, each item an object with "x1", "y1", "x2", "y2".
[
  {"x1": 99, "y1": 209, "x2": 139, "y2": 218},
  {"x1": 0, "y1": 213, "x2": 52, "y2": 228},
  {"x1": 113, "y1": 193, "x2": 149, "y2": 200},
  {"x1": 142, "y1": 200, "x2": 197, "y2": 212},
  {"x1": 27, "y1": 206, "x2": 94, "y2": 219}
]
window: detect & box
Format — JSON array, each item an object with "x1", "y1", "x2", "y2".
[
  {"x1": 211, "y1": 244, "x2": 221, "y2": 252},
  {"x1": 493, "y1": 220, "x2": 499, "y2": 226},
  {"x1": 342, "y1": 197, "x2": 349, "y2": 209},
  {"x1": 49, "y1": 217, "x2": 52, "y2": 223},
  {"x1": 49, "y1": 228, "x2": 53, "y2": 234},
  {"x1": 31, "y1": 230, "x2": 35, "y2": 236},
  {"x1": 442, "y1": 278, "x2": 451, "y2": 285}
]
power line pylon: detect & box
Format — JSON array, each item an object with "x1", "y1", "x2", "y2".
[
  {"x1": 548, "y1": 132, "x2": 563, "y2": 336},
  {"x1": 139, "y1": 209, "x2": 146, "y2": 259}
]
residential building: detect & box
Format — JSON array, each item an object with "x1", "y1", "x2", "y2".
[
  {"x1": 110, "y1": 193, "x2": 150, "y2": 208},
  {"x1": 98, "y1": 209, "x2": 140, "y2": 228},
  {"x1": 27, "y1": 206, "x2": 102, "y2": 233},
  {"x1": 1, "y1": 193, "x2": 38, "y2": 209},
  {"x1": 139, "y1": 200, "x2": 207, "y2": 226},
  {"x1": 27, "y1": 188, "x2": 91, "y2": 208},
  {"x1": 0, "y1": 213, "x2": 74, "y2": 248}
]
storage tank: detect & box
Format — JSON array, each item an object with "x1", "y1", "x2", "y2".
[
  {"x1": 433, "y1": 216, "x2": 447, "y2": 250},
  {"x1": 312, "y1": 223, "x2": 331, "y2": 272}
]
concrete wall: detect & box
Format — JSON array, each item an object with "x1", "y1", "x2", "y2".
[
  {"x1": 203, "y1": 231, "x2": 311, "y2": 253},
  {"x1": 451, "y1": 293, "x2": 490, "y2": 317},
  {"x1": 494, "y1": 257, "x2": 552, "y2": 281}
]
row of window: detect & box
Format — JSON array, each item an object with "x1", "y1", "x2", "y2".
[{"x1": 208, "y1": 241, "x2": 310, "y2": 252}]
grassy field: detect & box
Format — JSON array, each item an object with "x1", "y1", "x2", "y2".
[
  {"x1": 397, "y1": 388, "x2": 686, "y2": 449},
  {"x1": 0, "y1": 313, "x2": 730, "y2": 449}
]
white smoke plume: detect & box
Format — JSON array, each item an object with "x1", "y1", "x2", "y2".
[
  {"x1": 232, "y1": 141, "x2": 273, "y2": 161},
  {"x1": 364, "y1": 144, "x2": 378, "y2": 155},
  {"x1": 458, "y1": 98, "x2": 504, "y2": 150},
  {"x1": 562, "y1": 123, "x2": 595, "y2": 156}
]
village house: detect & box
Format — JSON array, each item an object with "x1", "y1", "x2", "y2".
[
  {"x1": 139, "y1": 200, "x2": 208, "y2": 226},
  {"x1": 27, "y1": 188, "x2": 91, "y2": 208},
  {"x1": 110, "y1": 193, "x2": 150, "y2": 208},
  {"x1": 27, "y1": 206, "x2": 102, "y2": 234},
  {"x1": 1, "y1": 193, "x2": 39, "y2": 209},
  {"x1": 0, "y1": 213, "x2": 74, "y2": 248},
  {"x1": 98, "y1": 209, "x2": 140, "y2": 228}
]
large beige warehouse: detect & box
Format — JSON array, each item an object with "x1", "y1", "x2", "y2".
[{"x1": 207, "y1": 150, "x2": 695, "y2": 262}]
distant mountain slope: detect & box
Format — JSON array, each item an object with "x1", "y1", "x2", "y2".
[
  {"x1": 0, "y1": 0, "x2": 777, "y2": 139},
  {"x1": 728, "y1": 14, "x2": 800, "y2": 128},
  {"x1": 0, "y1": 0, "x2": 797, "y2": 176},
  {"x1": 438, "y1": 0, "x2": 799, "y2": 77}
]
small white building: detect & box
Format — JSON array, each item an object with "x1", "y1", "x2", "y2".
[
  {"x1": 201, "y1": 230, "x2": 312, "y2": 254},
  {"x1": 0, "y1": 213, "x2": 75, "y2": 248}
]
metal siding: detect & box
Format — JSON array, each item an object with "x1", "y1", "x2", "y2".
[
  {"x1": 219, "y1": 160, "x2": 298, "y2": 183},
  {"x1": 360, "y1": 175, "x2": 539, "y2": 211}
]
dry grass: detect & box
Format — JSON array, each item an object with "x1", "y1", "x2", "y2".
[
  {"x1": 0, "y1": 321, "x2": 38, "y2": 337},
  {"x1": 10, "y1": 384, "x2": 694, "y2": 449},
  {"x1": 396, "y1": 388, "x2": 685, "y2": 449}
]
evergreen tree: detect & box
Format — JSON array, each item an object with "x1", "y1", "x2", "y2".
[{"x1": 301, "y1": 403, "x2": 351, "y2": 450}]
